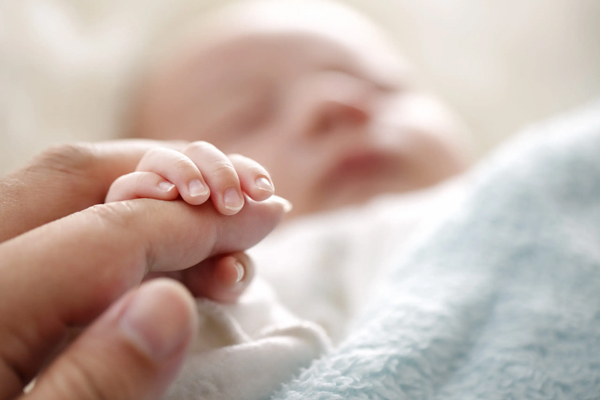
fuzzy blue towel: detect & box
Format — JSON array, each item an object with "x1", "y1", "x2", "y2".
[{"x1": 270, "y1": 101, "x2": 600, "y2": 400}]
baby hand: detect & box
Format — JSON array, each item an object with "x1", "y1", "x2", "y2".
[
  {"x1": 104, "y1": 141, "x2": 283, "y2": 304},
  {"x1": 105, "y1": 141, "x2": 275, "y2": 215}
]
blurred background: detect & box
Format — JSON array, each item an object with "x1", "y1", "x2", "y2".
[{"x1": 1, "y1": 0, "x2": 599, "y2": 174}]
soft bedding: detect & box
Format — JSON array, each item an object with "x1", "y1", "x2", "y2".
[
  {"x1": 269, "y1": 100, "x2": 600, "y2": 399},
  {"x1": 166, "y1": 100, "x2": 600, "y2": 400}
]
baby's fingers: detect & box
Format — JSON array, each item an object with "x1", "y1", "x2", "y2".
[
  {"x1": 105, "y1": 172, "x2": 179, "y2": 203},
  {"x1": 137, "y1": 147, "x2": 211, "y2": 205},
  {"x1": 184, "y1": 142, "x2": 244, "y2": 215},
  {"x1": 229, "y1": 154, "x2": 275, "y2": 202}
]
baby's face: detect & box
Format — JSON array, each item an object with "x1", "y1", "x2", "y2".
[{"x1": 133, "y1": 2, "x2": 469, "y2": 216}]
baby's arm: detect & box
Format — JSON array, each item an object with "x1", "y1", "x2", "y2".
[{"x1": 105, "y1": 141, "x2": 275, "y2": 215}]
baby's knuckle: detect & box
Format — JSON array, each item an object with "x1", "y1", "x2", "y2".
[
  {"x1": 228, "y1": 153, "x2": 255, "y2": 165},
  {"x1": 171, "y1": 156, "x2": 195, "y2": 171},
  {"x1": 141, "y1": 146, "x2": 166, "y2": 160},
  {"x1": 211, "y1": 160, "x2": 237, "y2": 176},
  {"x1": 132, "y1": 172, "x2": 150, "y2": 188},
  {"x1": 227, "y1": 153, "x2": 246, "y2": 161},
  {"x1": 229, "y1": 153, "x2": 266, "y2": 169},
  {"x1": 185, "y1": 140, "x2": 216, "y2": 154}
]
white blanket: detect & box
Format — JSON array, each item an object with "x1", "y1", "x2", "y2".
[{"x1": 167, "y1": 178, "x2": 468, "y2": 399}]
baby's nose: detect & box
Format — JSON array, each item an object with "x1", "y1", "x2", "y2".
[
  {"x1": 311, "y1": 96, "x2": 371, "y2": 134},
  {"x1": 300, "y1": 72, "x2": 374, "y2": 137}
]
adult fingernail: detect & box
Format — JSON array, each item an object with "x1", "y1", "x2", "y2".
[
  {"x1": 255, "y1": 176, "x2": 274, "y2": 193},
  {"x1": 119, "y1": 280, "x2": 194, "y2": 362},
  {"x1": 223, "y1": 188, "x2": 244, "y2": 211},
  {"x1": 188, "y1": 179, "x2": 209, "y2": 197},
  {"x1": 158, "y1": 181, "x2": 175, "y2": 192},
  {"x1": 270, "y1": 195, "x2": 293, "y2": 213},
  {"x1": 233, "y1": 259, "x2": 245, "y2": 283}
]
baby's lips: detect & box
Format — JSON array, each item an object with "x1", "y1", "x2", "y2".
[{"x1": 269, "y1": 195, "x2": 293, "y2": 213}]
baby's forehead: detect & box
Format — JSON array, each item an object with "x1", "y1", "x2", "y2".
[
  {"x1": 171, "y1": 0, "x2": 405, "y2": 78},
  {"x1": 190, "y1": 31, "x2": 358, "y2": 75},
  {"x1": 178, "y1": 29, "x2": 406, "y2": 95}
]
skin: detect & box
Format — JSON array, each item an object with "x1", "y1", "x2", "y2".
[
  {"x1": 105, "y1": 141, "x2": 287, "y2": 302},
  {"x1": 106, "y1": 142, "x2": 278, "y2": 217},
  {"x1": 0, "y1": 141, "x2": 288, "y2": 399},
  {"x1": 131, "y1": 0, "x2": 470, "y2": 216},
  {"x1": 0, "y1": 2, "x2": 473, "y2": 398}
]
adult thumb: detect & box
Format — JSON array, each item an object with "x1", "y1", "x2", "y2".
[{"x1": 23, "y1": 279, "x2": 197, "y2": 400}]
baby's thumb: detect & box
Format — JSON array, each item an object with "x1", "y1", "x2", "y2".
[{"x1": 24, "y1": 279, "x2": 197, "y2": 400}]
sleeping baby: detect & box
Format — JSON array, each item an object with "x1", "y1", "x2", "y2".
[
  {"x1": 125, "y1": 0, "x2": 471, "y2": 217},
  {"x1": 107, "y1": 0, "x2": 474, "y2": 397}
]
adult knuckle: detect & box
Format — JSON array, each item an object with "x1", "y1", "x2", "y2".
[
  {"x1": 84, "y1": 203, "x2": 145, "y2": 287},
  {"x1": 46, "y1": 352, "x2": 135, "y2": 400},
  {"x1": 26, "y1": 143, "x2": 99, "y2": 200},
  {"x1": 87, "y1": 202, "x2": 136, "y2": 233},
  {"x1": 34, "y1": 143, "x2": 95, "y2": 176}
]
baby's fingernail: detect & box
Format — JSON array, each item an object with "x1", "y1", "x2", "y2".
[
  {"x1": 255, "y1": 176, "x2": 274, "y2": 193},
  {"x1": 223, "y1": 188, "x2": 244, "y2": 211},
  {"x1": 270, "y1": 195, "x2": 293, "y2": 213},
  {"x1": 158, "y1": 181, "x2": 175, "y2": 192},
  {"x1": 188, "y1": 179, "x2": 208, "y2": 197},
  {"x1": 233, "y1": 260, "x2": 245, "y2": 283}
]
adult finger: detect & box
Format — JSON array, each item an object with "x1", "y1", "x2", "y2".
[
  {"x1": 181, "y1": 251, "x2": 256, "y2": 303},
  {"x1": 145, "y1": 251, "x2": 256, "y2": 303},
  {"x1": 0, "y1": 195, "x2": 289, "y2": 396},
  {"x1": 0, "y1": 140, "x2": 186, "y2": 243},
  {"x1": 24, "y1": 279, "x2": 196, "y2": 400}
]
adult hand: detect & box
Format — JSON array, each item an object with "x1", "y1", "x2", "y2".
[
  {"x1": 0, "y1": 140, "x2": 185, "y2": 242},
  {"x1": 0, "y1": 140, "x2": 264, "y2": 300},
  {"x1": 0, "y1": 143, "x2": 288, "y2": 399}
]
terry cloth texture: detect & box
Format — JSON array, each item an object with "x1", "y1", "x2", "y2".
[{"x1": 270, "y1": 100, "x2": 600, "y2": 400}]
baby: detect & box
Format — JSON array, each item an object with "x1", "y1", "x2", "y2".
[
  {"x1": 103, "y1": 4, "x2": 475, "y2": 396},
  {"x1": 124, "y1": 0, "x2": 471, "y2": 218},
  {"x1": 108, "y1": 0, "x2": 473, "y2": 349}
]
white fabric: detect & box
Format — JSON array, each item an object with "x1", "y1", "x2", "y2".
[
  {"x1": 167, "y1": 179, "x2": 468, "y2": 400},
  {"x1": 166, "y1": 279, "x2": 331, "y2": 400},
  {"x1": 251, "y1": 180, "x2": 468, "y2": 342}
]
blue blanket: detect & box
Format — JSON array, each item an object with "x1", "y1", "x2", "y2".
[{"x1": 270, "y1": 101, "x2": 600, "y2": 400}]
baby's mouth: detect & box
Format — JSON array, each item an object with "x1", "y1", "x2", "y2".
[{"x1": 320, "y1": 149, "x2": 399, "y2": 193}]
